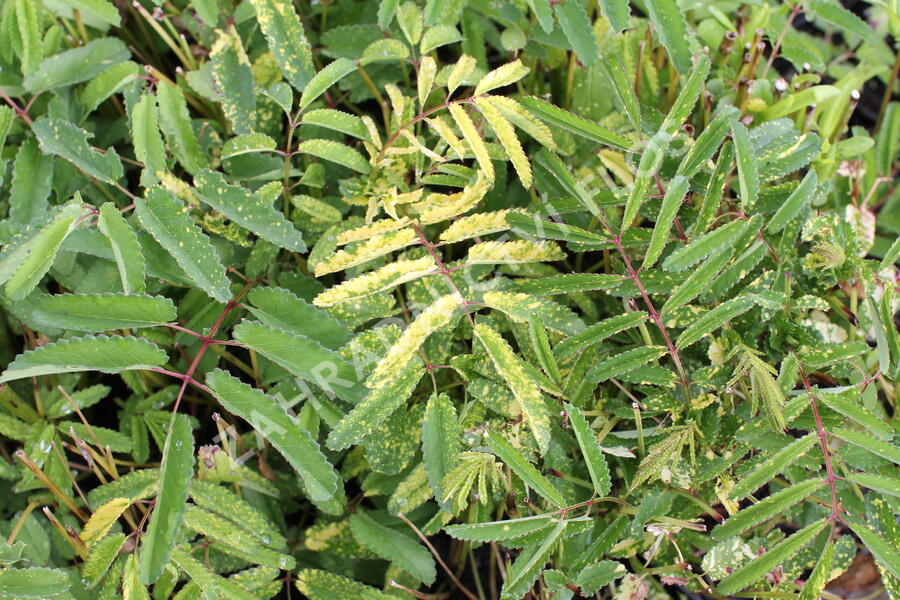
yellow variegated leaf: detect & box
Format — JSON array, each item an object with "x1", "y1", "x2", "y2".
[
  {"x1": 467, "y1": 240, "x2": 565, "y2": 265},
  {"x1": 314, "y1": 228, "x2": 417, "y2": 276},
  {"x1": 482, "y1": 95, "x2": 557, "y2": 150},
  {"x1": 448, "y1": 103, "x2": 494, "y2": 181},
  {"x1": 474, "y1": 324, "x2": 551, "y2": 454},
  {"x1": 448, "y1": 55, "x2": 477, "y2": 95},
  {"x1": 426, "y1": 115, "x2": 467, "y2": 160},
  {"x1": 474, "y1": 60, "x2": 530, "y2": 96},
  {"x1": 80, "y1": 497, "x2": 131, "y2": 546},
  {"x1": 418, "y1": 56, "x2": 437, "y2": 107},
  {"x1": 367, "y1": 294, "x2": 463, "y2": 389},
  {"x1": 475, "y1": 97, "x2": 532, "y2": 187},
  {"x1": 400, "y1": 129, "x2": 445, "y2": 162},
  {"x1": 439, "y1": 209, "x2": 522, "y2": 243},
  {"x1": 413, "y1": 174, "x2": 489, "y2": 224},
  {"x1": 313, "y1": 257, "x2": 436, "y2": 306},
  {"x1": 336, "y1": 217, "x2": 411, "y2": 246},
  {"x1": 482, "y1": 290, "x2": 584, "y2": 336}
]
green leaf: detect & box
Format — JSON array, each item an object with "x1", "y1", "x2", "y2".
[
  {"x1": 664, "y1": 219, "x2": 747, "y2": 271},
  {"x1": 248, "y1": 0, "x2": 315, "y2": 91},
  {"x1": 14, "y1": 0, "x2": 41, "y2": 75},
  {"x1": 83, "y1": 532, "x2": 127, "y2": 588},
  {"x1": 300, "y1": 58, "x2": 356, "y2": 110},
  {"x1": 420, "y1": 24, "x2": 464, "y2": 54},
  {"x1": 122, "y1": 553, "x2": 148, "y2": 600},
  {"x1": 799, "y1": 540, "x2": 834, "y2": 600},
  {"x1": 183, "y1": 505, "x2": 295, "y2": 568},
  {"x1": 847, "y1": 472, "x2": 900, "y2": 498},
  {"x1": 660, "y1": 55, "x2": 710, "y2": 135},
  {"x1": 713, "y1": 478, "x2": 824, "y2": 540},
  {"x1": 643, "y1": 175, "x2": 689, "y2": 269},
  {"x1": 0, "y1": 567, "x2": 71, "y2": 597},
  {"x1": 170, "y1": 544, "x2": 258, "y2": 600},
  {"x1": 4, "y1": 202, "x2": 88, "y2": 301},
  {"x1": 350, "y1": 511, "x2": 436, "y2": 584},
  {"x1": 533, "y1": 148, "x2": 603, "y2": 216},
  {"x1": 831, "y1": 428, "x2": 900, "y2": 465},
  {"x1": 296, "y1": 139, "x2": 371, "y2": 173},
  {"x1": 599, "y1": 0, "x2": 630, "y2": 32},
  {"x1": 599, "y1": 59, "x2": 641, "y2": 132},
  {"x1": 513, "y1": 273, "x2": 625, "y2": 296},
  {"x1": 361, "y1": 39, "x2": 410, "y2": 64},
  {"x1": 10, "y1": 138, "x2": 54, "y2": 225},
  {"x1": 571, "y1": 516, "x2": 628, "y2": 572},
  {"x1": 676, "y1": 295, "x2": 755, "y2": 348},
  {"x1": 194, "y1": 169, "x2": 306, "y2": 251},
  {"x1": 644, "y1": 0, "x2": 693, "y2": 74},
  {"x1": 554, "y1": 312, "x2": 647, "y2": 360},
  {"x1": 507, "y1": 212, "x2": 606, "y2": 244},
  {"x1": 246, "y1": 286, "x2": 350, "y2": 349},
  {"x1": 502, "y1": 518, "x2": 567, "y2": 599},
  {"x1": 676, "y1": 106, "x2": 739, "y2": 178},
  {"x1": 63, "y1": 0, "x2": 121, "y2": 27},
  {"x1": 189, "y1": 480, "x2": 286, "y2": 549},
  {"x1": 631, "y1": 426, "x2": 692, "y2": 489},
  {"x1": 97, "y1": 203, "x2": 146, "y2": 294},
  {"x1": 131, "y1": 93, "x2": 167, "y2": 187},
  {"x1": 31, "y1": 117, "x2": 124, "y2": 184},
  {"x1": 807, "y1": 0, "x2": 878, "y2": 45},
  {"x1": 156, "y1": 82, "x2": 206, "y2": 175},
  {"x1": 134, "y1": 188, "x2": 232, "y2": 303},
  {"x1": 692, "y1": 141, "x2": 733, "y2": 236},
  {"x1": 24, "y1": 38, "x2": 130, "y2": 92},
  {"x1": 483, "y1": 290, "x2": 585, "y2": 336},
  {"x1": 422, "y1": 393, "x2": 460, "y2": 507},
  {"x1": 660, "y1": 247, "x2": 734, "y2": 315},
  {"x1": 475, "y1": 96, "x2": 532, "y2": 187},
  {"x1": 80, "y1": 61, "x2": 141, "y2": 113},
  {"x1": 520, "y1": 98, "x2": 630, "y2": 150},
  {"x1": 762, "y1": 85, "x2": 840, "y2": 121},
  {"x1": 817, "y1": 393, "x2": 892, "y2": 440},
  {"x1": 565, "y1": 402, "x2": 611, "y2": 496},
  {"x1": 302, "y1": 108, "x2": 369, "y2": 140},
  {"x1": 731, "y1": 120, "x2": 759, "y2": 212},
  {"x1": 767, "y1": 170, "x2": 817, "y2": 233},
  {"x1": 138, "y1": 414, "x2": 194, "y2": 584},
  {"x1": 554, "y1": 0, "x2": 598, "y2": 65},
  {"x1": 205, "y1": 370, "x2": 340, "y2": 503},
  {"x1": 588, "y1": 346, "x2": 667, "y2": 383},
  {"x1": 717, "y1": 520, "x2": 827, "y2": 595},
  {"x1": 730, "y1": 433, "x2": 818, "y2": 499},
  {"x1": 486, "y1": 431, "x2": 565, "y2": 507},
  {"x1": 527, "y1": 0, "x2": 554, "y2": 33},
  {"x1": 233, "y1": 320, "x2": 366, "y2": 404},
  {"x1": 845, "y1": 515, "x2": 900, "y2": 580},
  {"x1": 296, "y1": 568, "x2": 395, "y2": 600},
  {"x1": 475, "y1": 324, "x2": 552, "y2": 454},
  {"x1": 210, "y1": 29, "x2": 256, "y2": 135},
  {"x1": 575, "y1": 561, "x2": 627, "y2": 594},
  {"x1": 529, "y1": 316, "x2": 560, "y2": 384},
  {"x1": 326, "y1": 361, "x2": 424, "y2": 450},
  {"x1": 31, "y1": 293, "x2": 175, "y2": 331},
  {"x1": 799, "y1": 342, "x2": 869, "y2": 369},
  {"x1": 221, "y1": 133, "x2": 277, "y2": 160},
  {"x1": 445, "y1": 515, "x2": 556, "y2": 542}
]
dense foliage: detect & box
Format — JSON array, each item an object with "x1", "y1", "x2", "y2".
[{"x1": 0, "y1": 0, "x2": 898, "y2": 598}]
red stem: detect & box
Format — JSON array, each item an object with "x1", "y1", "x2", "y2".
[{"x1": 797, "y1": 362, "x2": 842, "y2": 524}]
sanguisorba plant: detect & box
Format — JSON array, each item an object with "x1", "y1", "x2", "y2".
[{"x1": 0, "y1": 0, "x2": 898, "y2": 598}]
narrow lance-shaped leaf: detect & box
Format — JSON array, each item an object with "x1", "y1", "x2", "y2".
[
  {"x1": 210, "y1": 29, "x2": 256, "y2": 135},
  {"x1": 474, "y1": 60, "x2": 530, "y2": 96},
  {"x1": 445, "y1": 514, "x2": 556, "y2": 542},
  {"x1": 422, "y1": 393, "x2": 460, "y2": 508},
  {"x1": 486, "y1": 431, "x2": 565, "y2": 507},
  {"x1": 713, "y1": 478, "x2": 824, "y2": 540},
  {"x1": 475, "y1": 324, "x2": 552, "y2": 454},
  {"x1": 676, "y1": 106, "x2": 739, "y2": 178},
  {"x1": 247, "y1": 286, "x2": 351, "y2": 349},
  {"x1": 554, "y1": 0, "x2": 599, "y2": 66},
  {"x1": 97, "y1": 203, "x2": 146, "y2": 294},
  {"x1": 529, "y1": 316, "x2": 560, "y2": 384},
  {"x1": 677, "y1": 295, "x2": 755, "y2": 348},
  {"x1": 846, "y1": 473, "x2": 900, "y2": 498},
  {"x1": 448, "y1": 103, "x2": 494, "y2": 181},
  {"x1": 14, "y1": 0, "x2": 41, "y2": 75},
  {"x1": 731, "y1": 120, "x2": 759, "y2": 212},
  {"x1": 206, "y1": 370, "x2": 341, "y2": 503},
  {"x1": 644, "y1": 0, "x2": 693, "y2": 74},
  {"x1": 554, "y1": 312, "x2": 648, "y2": 360},
  {"x1": 600, "y1": 0, "x2": 630, "y2": 32},
  {"x1": 831, "y1": 428, "x2": 900, "y2": 465},
  {"x1": 24, "y1": 38, "x2": 130, "y2": 92},
  {"x1": 565, "y1": 403, "x2": 611, "y2": 496},
  {"x1": 717, "y1": 520, "x2": 828, "y2": 595},
  {"x1": 845, "y1": 515, "x2": 900, "y2": 580},
  {"x1": 521, "y1": 97, "x2": 631, "y2": 149},
  {"x1": 643, "y1": 175, "x2": 688, "y2": 269},
  {"x1": 194, "y1": 169, "x2": 306, "y2": 251},
  {"x1": 730, "y1": 433, "x2": 818, "y2": 499},
  {"x1": 767, "y1": 170, "x2": 817, "y2": 233},
  {"x1": 660, "y1": 247, "x2": 734, "y2": 315},
  {"x1": 664, "y1": 219, "x2": 747, "y2": 272},
  {"x1": 10, "y1": 137, "x2": 53, "y2": 225},
  {"x1": 817, "y1": 392, "x2": 892, "y2": 439},
  {"x1": 475, "y1": 97, "x2": 532, "y2": 188},
  {"x1": 589, "y1": 346, "x2": 667, "y2": 383},
  {"x1": 502, "y1": 518, "x2": 567, "y2": 599},
  {"x1": 600, "y1": 59, "x2": 641, "y2": 132},
  {"x1": 296, "y1": 139, "x2": 371, "y2": 173},
  {"x1": 799, "y1": 541, "x2": 834, "y2": 600},
  {"x1": 0, "y1": 568, "x2": 71, "y2": 597},
  {"x1": 134, "y1": 188, "x2": 232, "y2": 303},
  {"x1": 138, "y1": 414, "x2": 194, "y2": 584}
]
